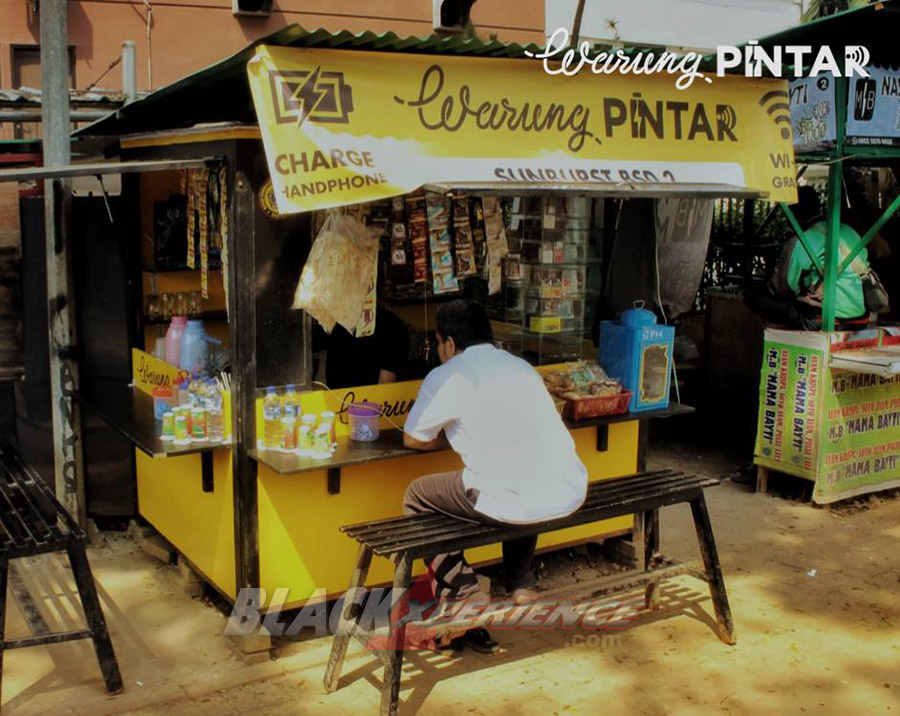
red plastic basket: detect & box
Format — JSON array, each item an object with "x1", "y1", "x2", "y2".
[{"x1": 562, "y1": 390, "x2": 632, "y2": 420}]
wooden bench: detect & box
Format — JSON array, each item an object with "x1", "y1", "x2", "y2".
[
  {"x1": 324, "y1": 468, "x2": 734, "y2": 716},
  {"x1": 0, "y1": 440, "x2": 122, "y2": 707}
]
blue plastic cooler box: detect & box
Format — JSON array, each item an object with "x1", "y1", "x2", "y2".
[{"x1": 599, "y1": 305, "x2": 674, "y2": 412}]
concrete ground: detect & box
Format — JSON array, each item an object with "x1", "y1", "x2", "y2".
[{"x1": 2, "y1": 446, "x2": 898, "y2": 715}]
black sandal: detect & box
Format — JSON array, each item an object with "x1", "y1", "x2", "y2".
[{"x1": 452, "y1": 627, "x2": 500, "y2": 654}]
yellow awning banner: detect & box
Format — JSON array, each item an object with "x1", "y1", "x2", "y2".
[{"x1": 247, "y1": 45, "x2": 798, "y2": 214}]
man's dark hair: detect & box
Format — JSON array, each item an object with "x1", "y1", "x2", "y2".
[
  {"x1": 436, "y1": 300, "x2": 493, "y2": 351},
  {"x1": 792, "y1": 185, "x2": 822, "y2": 227}
]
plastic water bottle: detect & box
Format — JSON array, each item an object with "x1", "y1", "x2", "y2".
[
  {"x1": 283, "y1": 384, "x2": 301, "y2": 418},
  {"x1": 165, "y1": 316, "x2": 187, "y2": 366},
  {"x1": 186, "y1": 377, "x2": 200, "y2": 408},
  {"x1": 207, "y1": 379, "x2": 225, "y2": 442},
  {"x1": 263, "y1": 387, "x2": 282, "y2": 450}
]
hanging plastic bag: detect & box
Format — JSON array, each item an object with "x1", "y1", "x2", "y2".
[{"x1": 292, "y1": 211, "x2": 379, "y2": 333}]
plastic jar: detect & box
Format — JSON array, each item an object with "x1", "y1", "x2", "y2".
[
  {"x1": 348, "y1": 402, "x2": 381, "y2": 442},
  {"x1": 152, "y1": 386, "x2": 176, "y2": 420}
]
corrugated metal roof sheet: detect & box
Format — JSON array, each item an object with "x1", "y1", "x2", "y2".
[
  {"x1": 751, "y1": 0, "x2": 900, "y2": 61},
  {"x1": 75, "y1": 25, "x2": 547, "y2": 138},
  {"x1": 0, "y1": 87, "x2": 129, "y2": 107}
]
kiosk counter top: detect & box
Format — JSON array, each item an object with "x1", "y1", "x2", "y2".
[
  {"x1": 250, "y1": 403, "x2": 695, "y2": 476},
  {"x1": 77, "y1": 380, "x2": 232, "y2": 459}
]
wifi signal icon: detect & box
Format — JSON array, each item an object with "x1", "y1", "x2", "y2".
[
  {"x1": 759, "y1": 90, "x2": 792, "y2": 140},
  {"x1": 717, "y1": 105, "x2": 737, "y2": 133},
  {"x1": 845, "y1": 46, "x2": 870, "y2": 68}
]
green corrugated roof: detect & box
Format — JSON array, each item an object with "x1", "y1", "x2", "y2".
[
  {"x1": 75, "y1": 25, "x2": 546, "y2": 138},
  {"x1": 751, "y1": 1, "x2": 900, "y2": 62}
]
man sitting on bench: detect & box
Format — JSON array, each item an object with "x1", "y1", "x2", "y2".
[{"x1": 402, "y1": 300, "x2": 588, "y2": 653}]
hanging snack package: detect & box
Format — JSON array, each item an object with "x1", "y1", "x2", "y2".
[
  {"x1": 488, "y1": 259, "x2": 502, "y2": 295},
  {"x1": 390, "y1": 222, "x2": 408, "y2": 265},
  {"x1": 292, "y1": 212, "x2": 379, "y2": 333},
  {"x1": 410, "y1": 219, "x2": 428, "y2": 283},
  {"x1": 186, "y1": 169, "x2": 197, "y2": 269},
  {"x1": 198, "y1": 168, "x2": 210, "y2": 299},
  {"x1": 434, "y1": 268, "x2": 459, "y2": 294},
  {"x1": 482, "y1": 197, "x2": 509, "y2": 260},
  {"x1": 429, "y1": 230, "x2": 458, "y2": 295},
  {"x1": 482, "y1": 196, "x2": 509, "y2": 295},
  {"x1": 452, "y1": 198, "x2": 476, "y2": 278},
  {"x1": 217, "y1": 165, "x2": 229, "y2": 318},
  {"x1": 412, "y1": 240, "x2": 428, "y2": 283},
  {"x1": 355, "y1": 256, "x2": 378, "y2": 337},
  {"x1": 426, "y1": 193, "x2": 450, "y2": 230}
]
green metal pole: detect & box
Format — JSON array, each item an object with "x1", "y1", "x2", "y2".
[
  {"x1": 822, "y1": 76, "x2": 848, "y2": 332},
  {"x1": 822, "y1": 165, "x2": 842, "y2": 331},
  {"x1": 779, "y1": 203, "x2": 824, "y2": 280},
  {"x1": 838, "y1": 191, "x2": 900, "y2": 274}
]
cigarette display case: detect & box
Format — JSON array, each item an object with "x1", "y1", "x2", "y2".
[{"x1": 493, "y1": 196, "x2": 602, "y2": 365}]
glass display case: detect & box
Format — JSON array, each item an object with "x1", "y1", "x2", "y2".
[{"x1": 492, "y1": 196, "x2": 602, "y2": 365}]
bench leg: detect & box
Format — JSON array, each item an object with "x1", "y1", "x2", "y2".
[
  {"x1": 66, "y1": 543, "x2": 123, "y2": 693},
  {"x1": 756, "y1": 465, "x2": 769, "y2": 494},
  {"x1": 643, "y1": 509, "x2": 661, "y2": 610},
  {"x1": 324, "y1": 545, "x2": 373, "y2": 693},
  {"x1": 381, "y1": 553, "x2": 412, "y2": 716},
  {"x1": 689, "y1": 496, "x2": 736, "y2": 645},
  {"x1": 0, "y1": 558, "x2": 8, "y2": 708}
]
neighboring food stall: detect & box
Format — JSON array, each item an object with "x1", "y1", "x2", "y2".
[
  {"x1": 752, "y1": 3, "x2": 900, "y2": 502},
  {"x1": 71, "y1": 26, "x2": 797, "y2": 608}
]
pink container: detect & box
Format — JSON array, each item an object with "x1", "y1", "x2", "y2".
[
  {"x1": 165, "y1": 316, "x2": 187, "y2": 366},
  {"x1": 348, "y1": 402, "x2": 381, "y2": 442}
]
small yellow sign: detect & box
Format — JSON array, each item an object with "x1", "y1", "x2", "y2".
[{"x1": 132, "y1": 348, "x2": 189, "y2": 396}]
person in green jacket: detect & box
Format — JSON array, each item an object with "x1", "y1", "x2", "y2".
[{"x1": 746, "y1": 186, "x2": 870, "y2": 330}]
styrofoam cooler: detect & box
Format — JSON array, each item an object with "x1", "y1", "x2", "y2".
[{"x1": 599, "y1": 305, "x2": 675, "y2": 412}]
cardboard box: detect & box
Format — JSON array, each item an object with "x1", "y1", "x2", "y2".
[{"x1": 529, "y1": 316, "x2": 561, "y2": 333}]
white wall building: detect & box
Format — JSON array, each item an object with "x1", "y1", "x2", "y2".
[{"x1": 546, "y1": 0, "x2": 805, "y2": 52}]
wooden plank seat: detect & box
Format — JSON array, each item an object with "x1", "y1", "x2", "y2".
[
  {"x1": 0, "y1": 440, "x2": 122, "y2": 708},
  {"x1": 324, "y1": 468, "x2": 734, "y2": 716}
]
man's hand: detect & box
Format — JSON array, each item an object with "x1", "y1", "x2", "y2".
[{"x1": 403, "y1": 431, "x2": 449, "y2": 452}]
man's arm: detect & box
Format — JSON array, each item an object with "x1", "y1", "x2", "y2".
[
  {"x1": 403, "y1": 370, "x2": 457, "y2": 452},
  {"x1": 403, "y1": 430, "x2": 449, "y2": 451}
]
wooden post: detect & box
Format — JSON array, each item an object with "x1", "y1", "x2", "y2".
[
  {"x1": 382, "y1": 553, "x2": 412, "y2": 716},
  {"x1": 40, "y1": 0, "x2": 85, "y2": 525},
  {"x1": 689, "y1": 496, "x2": 735, "y2": 645},
  {"x1": 230, "y1": 158, "x2": 260, "y2": 594},
  {"x1": 324, "y1": 544, "x2": 373, "y2": 693}
]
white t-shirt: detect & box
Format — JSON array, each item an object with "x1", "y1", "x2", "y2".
[{"x1": 404, "y1": 343, "x2": 588, "y2": 524}]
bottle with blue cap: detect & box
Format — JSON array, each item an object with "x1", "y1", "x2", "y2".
[{"x1": 598, "y1": 301, "x2": 674, "y2": 412}]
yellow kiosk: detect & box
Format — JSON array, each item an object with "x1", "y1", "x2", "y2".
[{"x1": 74, "y1": 25, "x2": 797, "y2": 609}]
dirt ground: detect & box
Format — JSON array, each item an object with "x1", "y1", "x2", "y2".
[{"x1": 2, "y1": 444, "x2": 898, "y2": 715}]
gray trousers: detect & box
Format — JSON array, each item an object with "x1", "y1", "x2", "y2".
[{"x1": 403, "y1": 470, "x2": 537, "y2": 602}]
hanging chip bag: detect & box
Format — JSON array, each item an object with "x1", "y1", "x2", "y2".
[{"x1": 292, "y1": 212, "x2": 379, "y2": 333}]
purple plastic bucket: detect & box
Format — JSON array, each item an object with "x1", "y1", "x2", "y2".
[{"x1": 348, "y1": 401, "x2": 381, "y2": 442}]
